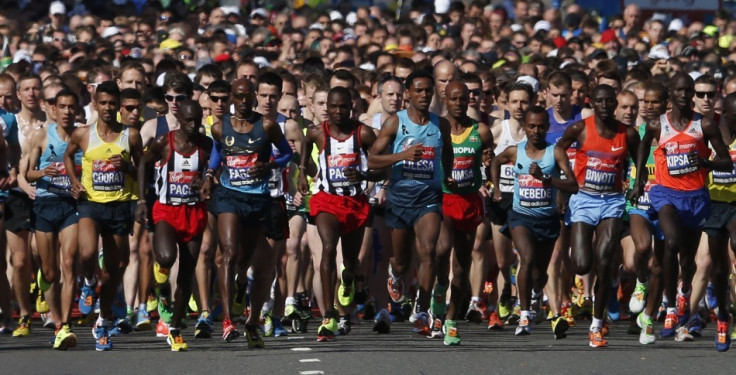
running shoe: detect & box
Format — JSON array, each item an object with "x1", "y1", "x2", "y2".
[
  {"x1": 156, "y1": 320, "x2": 170, "y2": 338},
  {"x1": 507, "y1": 302, "x2": 521, "y2": 326},
  {"x1": 551, "y1": 314, "x2": 568, "y2": 340},
  {"x1": 411, "y1": 312, "x2": 431, "y2": 336},
  {"x1": 0, "y1": 321, "x2": 12, "y2": 334},
  {"x1": 487, "y1": 311, "x2": 503, "y2": 330},
  {"x1": 194, "y1": 311, "x2": 213, "y2": 338},
  {"x1": 273, "y1": 317, "x2": 288, "y2": 337},
  {"x1": 53, "y1": 324, "x2": 77, "y2": 350},
  {"x1": 317, "y1": 317, "x2": 338, "y2": 342},
  {"x1": 12, "y1": 316, "x2": 30, "y2": 337},
  {"x1": 338, "y1": 315, "x2": 352, "y2": 336},
  {"x1": 188, "y1": 294, "x2": 198, "y2": 312},
  {"x1": 629, "y1": 281, "x2": 648, "y2": 314},
  {"x1": 657, "y1": 301, "x2": 668, "y2": 322},
  {"x1": 232, "y1": 281, "x2": 247, "y2": 317},
  {"x1": 588, "y1": 327, "x2": 608, "y2": 348},
  {"x1": 36, "y1": 292, "x2": 49, "y2": 314},
  {"x1": 465, "y1": 300, "x2": 485, "y2": 324},
  {"x1": 79, "y1": 283, "x2": 97, "y2": 315},
  {"x1": 115, "y1": 317, "x2": 133, "y2": 334},
  {"x1": 515, "y1": 317, "x2": 531, "y2": 336},
  {"x1": 94, "y1": 325, "x2": 113, "y2": 351},
  {"x1": 41, "y1": 313, "x2": 55, "y2": 329},
  {"x1": 37, "y1": 268, "x2": 51, "y2": 292},
  {"x1": 153, "y1": 262, "x2": 169, "y2": 285},
  {"x1": 387, "y1": 276, "x2": 405, "y2": 303},
  {"x1": 373, "y1": 308, "x2": 391, "y2": 334},
  {"x1": 716, "y1": 317, "x2": 731, "y2": 352},
  {"x1": 146, "y1": 293, "x2": 158, "y2": 313},
  {"x1": 158, "y1": 284, "x2": 174, "y2": 324},
  {"x1": 577, "y1": 297, "x2": 593, "y2": 319},
  {"x1": 498, "y1": 294, "x2": 512, "y2": 321},
  {"x1": 561, "y1": 302, "x2": 576, "y2": 327},
  {"x1": 706, "y1": 282, "x2": 717, "y2": 311},
  {"x1": 443, "y1": 319, "x2": 460, "y2": 346},
  {"x1": 261, "y1": 312, "x2": 274, "y2": 337},
  {"x1": 136, "y1": 309, "x2": 152, "y2": 331},
  {"x1": 222, "y1": 318, "x2": 239, "y2": 342},
  {"x1": 167, "y1": 329, "x2": 188, "y2": 351},
  {"x1": 674, "y1": 326, "x2": 694, "y2": 342},
  {"x1": 661, "y1": 313, "x2": 679, "y2": 338},
  {"x1": 337, "y1": 265, "x2": 355, "y2": 307},
  {"x1": 676, "y1": 287, "x2": 690, "y2": 322},
  {"x1": 285, "y1": 303, "x2": 299, "y2": 320},
  {"x1": 245, "y1": 324, "x2": 265, "y2": 348},
  {"x1": 428, "y1": 315, "x2": 443, "y2": 339},
  {"x1": 687, "y1": 314, "x2": 703, "y2": 337},
  {"x1": 430, "y1": 283, "x2": 448, "y2": 317},
  {"x1": 530, "y1": 297, "x2": 545, "y2": 324},
  {"x1": 637, "y1": 314, "x2": 655, "y2": 345}
]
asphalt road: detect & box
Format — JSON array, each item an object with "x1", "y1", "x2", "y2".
[{"x1": 2, "y1": 317, "x2": 736, "y2": 374}]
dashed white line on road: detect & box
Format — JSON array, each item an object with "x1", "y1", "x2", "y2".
[
  {"x1": 288, "y1": 336, "x2": 306, "y2": 340},
  {"x1": 291, "y1": 347, "x2": 312, "y2": 351},
  {"x1": 299, "y1": 359, "x2": 321, "y2": 363},
  {"x1": 299, "y1": 371, "x2": 324, "y2": 375}
]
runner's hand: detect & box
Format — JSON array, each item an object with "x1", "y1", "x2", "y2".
[
  {"x1": 108, "y1": 154, "x2": 126, "y2": 170},
  {"x1": 248, "y1": 160, "x2": 270, "y2": 178},
  {"x1": 200, "y1": 177, "x2": 212, "y2": 200},
  {"x1": 293, "y1": 191, "x2": 304, "y2": 206},
  {"x1": 529, "y1": 162, "x2": 544, "y2": 181},
  {"x1": 135, "y1": 202, "x2": 148, "y2": 225},
  {"x1": 478, "y1": 185, "x2": 491, "y2": 198},
  {"x1": 444, "y1": 177, "x2": 458, "y2": 192},
  {"x1": 343, "y1": 167, "x2": 364, "y2": 183},
  {"x1": 401, "y1": 143, "x2": 424, "y2": 162},
  {"x1": 492, "y1": 188, "x2": 502, "y2": 203},
  {"x1": 71, "y1": 181, "x2": 86, "y2": 200},
  {"x1": 42, "y1": 164, "x2": 60, "y2": 176}
]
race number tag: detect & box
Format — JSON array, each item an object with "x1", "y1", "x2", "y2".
[
  {"x1": 168, "y1": 171, "x2": 200, "y2": 203},
  {"x1": 517, "y1": 173, "x2": 552, "y2": 208},
  {"x1": 226, "y1": 154, "x2": 258, "y2": 186},
  {"x1": 583, "y1": 157, "x2": 618, "y2": 192},
  {"x1": 327, "y1": 153, "x2": 361, "y2": 188},
  {"x1": 92, "y1": 160, "x2": 124, "y2": 191},
  {"x1": 402, "y1": 147, "x2": 435, "y2": 180}
]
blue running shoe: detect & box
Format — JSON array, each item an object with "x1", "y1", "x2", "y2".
[
  {"x1": 716, "y1": 318, "x2": 731, "y2": 352},
  {"x1": 273, "y1": 317, "x2": 288, "y2": 337},
  {"x1": 661, "y1": 313, "x2": 679, "y2": 338},
  {"x1": 608, "y1": 286, "x2": 621, "y2": 322},
  {"x1": 79, "y1": 284, "x2": 97, "y2": 315},
  {"x1": 706, "y1": 282, "x2": 717, "y2": 311},
  {"x1": 194, "y1": 311, "x2": 213, "y2": 339},
  {"x1": 114, "y1": 317, "x2": 133, "y2": 334},
  {"x1": 136, "y1": 309, "x2": 152, "y2": 331},
  {"x1": 687, "y1": 314, "x2": 703, "y2": 337},
  {"x1": 94, "y1": 325, "x2": 113, "y2": 351}
]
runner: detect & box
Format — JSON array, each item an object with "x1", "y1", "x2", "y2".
[
  {"x1": 64, "y1": 81, "x2": 144, "y2": 351},
  {"x1": 556, "y1": 84, "x2": 640, "y2": 348},
  {"x1": 435, "y1": 81, "x2": 493, "y2": 345},
  {"x1": 136, "y1": 100, "x2": 212, "y2": 351},
  {"x1": 367, "y1": 69, "x2": 455, "y2": 335},
  {"x1": 298, "y1": 86, "x2": 378, "y2": 341},
  {"x1": 492, "y1": 105, "x2": 577, "y2": 337}
]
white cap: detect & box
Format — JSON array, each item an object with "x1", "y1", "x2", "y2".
[
  {"x1": 309, "y1": 22, "x2": 324, "y2": 31},
  {"x1": 516, "y1": 75, "x2": 539, "y2": 92},
  {"x1": 13, "y1": 49, "x2": 31, "y2": 63},
  {"x1": 250, "y1": 8, "x2": 268, "y2": 19},
  {"x1": 346, "y1": 12, "x2": 357, "y2": 26},
  {"x1": 435, "y1": 0, "x2": 450, "y2": 14},
  {"x1": 534, "y1": 20, "x2": 551, "y2": 33},
  {"x1": 329, "y1": 11, "x2": 343, "y2": 21},
  {"x1": 648, "y1": 44, "x2": 670, "y2": 60},
  {"x1": 510, "y1": 24, "x2": 524, "y2": 32},
  {"x1": 220, "y1": 6, "x2": 239, "y2": 16},
  {"x1": 689, "y1": 71, "x2": 703, "y2": 81},
  {"x1": 253, "y1": 56, "x2": 271, "y2": 68},
  {"x1": 49, "y1": 1, "x2": 66, "y2": 15},
  {"x1": 156, "y1": 72, "x2": 167, "y2": 87},
  {"x1": 101, "y1": 26, "x2": 121, "y2": 39},
  {"x1": 669, "y1": 18, "x2": 684, "y2": 32}
]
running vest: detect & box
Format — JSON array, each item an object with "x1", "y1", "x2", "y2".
[
  {"x1": 219, "y1": 114, "x2": 271, "y2": 195},
  {"x1": 388, "y1": 109, "x2": 443, "y2": 205},
  {"x1": 574, "y1": 116, "x2": 628, "y2": 193},
  {"x1": 443, "y1": 122, "x2": 483, "y2": 194},
  {"x1": 628, "y1": 124, "x2": 657, "y2": 210},
  {"x1": 513, "y1": 141, "x2": 558, "y2": 217},
  {"x1": 708, "y1": 137, "x2": 736, "y2": 203},
  {"x1": 654, "y1": 113, "x2": 710, "y2": 191},
  {"x1": 81, "y1": 123, "x2": 136, "y2": 203},
  {"x1": 371, "y1": 113, "x2": 383, "y2": 131},
  {"x1": 204, "y1": 115, "x2": 215, "y2": 138},
  {"x1": 154, "y1": 132, "x2": 206, "y2": 205},
  {"x1": 493, "y1": 119, "x2": 526, "y2": 193},
  {"x1": 36, "y1": 124, "x2": 82, "y2": 199},
  {"x1": 269, "y1": 113, "x2": 289, "y2": 198},
  {"x1": 316, "y1": 121, "x2": 367, "y2": 197},
  {"x1": 546, "y1": 106, "x2": 582, "y2": 171}
]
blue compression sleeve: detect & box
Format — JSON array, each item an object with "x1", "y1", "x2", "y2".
[
  {"x1": 208, "y1": 140, "x2": 222, "y2": 170},
  {"x1": 272, "y1": 137, "x2": 293, "y2": 168}
]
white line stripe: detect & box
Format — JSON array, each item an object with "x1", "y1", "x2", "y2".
[
  {"x1": 288, "y1": 336, "x2": 306, "y2": 340},
  {"x1": 291, "y1": 347, "x2": 312, "y2": 351},
  {"x1": 299, "y1": 371, "x2": 324, "y2": 375},
  {"x1": 299, "y1": 359, "x2": 321, "y2": 363}
]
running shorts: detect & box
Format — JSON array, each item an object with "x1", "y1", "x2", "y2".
[{"x1": 310, "y1": 191, "x2": 370, "y2": 234}]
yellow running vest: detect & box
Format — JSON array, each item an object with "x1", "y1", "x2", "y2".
[{"x1": 81, "y1": 124, "x2": 137, "y2": 203}]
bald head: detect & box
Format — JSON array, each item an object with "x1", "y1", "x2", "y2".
[
  {"x1": 434, "y1": 60, "x2": 459, "y2": 100},
  {"x1": 445, "y1": 81, "x2": 468, "y2": 97},
  {"x1": 723, "y1": 92, "x2": 736, "y2": 115}
]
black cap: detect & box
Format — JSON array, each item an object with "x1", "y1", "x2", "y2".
[{"x1": 590, "y1": 49, "x2": 607, "y2": 60}]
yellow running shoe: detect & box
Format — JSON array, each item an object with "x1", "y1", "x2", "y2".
[
  {"x1": 36, "y1": 293, "x2": 50, "y2": 314},
  {"x1": 167, "y1": 329, "x2": 189, "y2": 351},
  {"x1": 53, "y1": 324, "x2": 77, "y2": 350},
  {"x1": 153, "y1": 262, "x2": 170, "y2": 285},
  {"x1": 188, "y1": 294, "x2": 198, "y2": 312},
  {"x1": 337, "y1": 265, "x2": 355, "y2": 307},
  {"x1": 146, "y1": 293, "x2": 158, "y2": 312},
  {"x1": 12, "y1": 316, "x2": 31, "y2": 337}
]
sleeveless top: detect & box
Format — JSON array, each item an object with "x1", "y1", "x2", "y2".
[
  {"x1": 219, "y1": 114, "x2": 271, "y2": 195},
  {"x1": 316, "y1": 121, "x2": 367, "y2": 197},
  {"x1": 493, "y1": 119, "x2": 526, "y2": 193},
  {"x1": 574, "y1": 116, "x2": 628, "y2": 194},
  {"x1": 513, "y1": 141, "x2": 558, "y2": 217},
  {"x1": 36, "y1": 124, "x2": 82, "y2": 199},
  {"x1": 81, "y1": 123, "x2": 136, "y2": 203},
  {"x1": 154, "y1": 131, "x2": 206, "y2": 205},
  {"x1": 388, "y1": 109, "x2": 443, "y2": 206},
  {"x1": 709, "y1": 137, "x2": 736, "y2": 203},
  {"x1": 546, "y1": 106, "x2": 582, "y2": 172},
  {"x1": 371, "y1": 113, "x2": 383, "y2": 131},
  {"x1": 443, "y1": 122, "x2": 483, "y2": 195},
  {"x1": 627, "y1": 124, "x2": 657, "y2": 210},
  {"x1": 269, "y1": 113, "x2": 289, "y2": 198},
  {"x1": 654, "y1": 113, "x2": 710, "y2": 191}
]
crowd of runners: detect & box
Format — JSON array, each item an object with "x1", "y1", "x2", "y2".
[{"x1": 1, "y1": 0, "x2": 736, "y2": 353}]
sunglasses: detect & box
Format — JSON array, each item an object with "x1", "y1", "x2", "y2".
[
  {"x1": 45, "y1": 97, "x2": 56, "y2": 104},
  {"x1": 209, "y1": 95, "x2": 229, "y2": 103},
  {"x1": 469, "y1": 89, "x2": 482, "y2": 96},
  {"x1": 122, "y1": 104, "x2": 140, "y2": 112},
  {"x1": 695, "y1": 91, "x2": 716, "y2": 99},
  {"x1": 165, "y1": 94, "x2": 188, "y2": 102},
  {"x1": 484, "y1": 89, "x2": 495, "y2": 96},
  {"x1": 232, "y1": 92, "x2": 248, "y2": 101},
  {"x1": 179, "y1": 54, "x2": 192, "y2": 61}
]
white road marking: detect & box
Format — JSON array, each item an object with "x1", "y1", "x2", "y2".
[
  {"x1": 299, "y1": 371, "x2": 324, "y2": 375},
  {"x1": 299, "y1": 359, "x2": 321, "y2": 363},
  {"x1": 291, "y1": 347, "x2": 312, "y2": 351}
]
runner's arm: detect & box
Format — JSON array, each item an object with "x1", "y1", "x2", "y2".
[
  {"x1": 367, "y1": 114, "x2": 404, "y2": 169},
  {"x1": 702, "y1": 118, "x2": 733, "y2": 172},
  {"x1": 490, "y1": 146, "x2": 516, "y2": 201},
  {"x1": 24, "y1": 129, "x2": 49, "y2": 183},
  {"x1": 136, "y1": 135, "x2": 166, "y2": 201},
  {"x1": 552, "y1": 146, "x2": 578, "y2": 194}
]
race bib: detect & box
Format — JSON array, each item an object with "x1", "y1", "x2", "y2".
[
  {"x1": 402, "y1": 146, "x2": 435, "y2": 180},
  {"x1": 712, "y1": 149, "x2": 736, "y2": 185},
  {"x1": 47, "y1": 162, "x2": 80, "y2": 195},
  {"x1": 92, "y1": 160, "x2": 124, "y2": 191},
  {"x1": 583, "y1": 156, "x2": 618, "y2": 192},
  {"x1": 517, "y1": 173, "x2": 552, "y2": 208},
  {"x1": 665, "y1": 141, "x2": 698, "y2": 176},
  {"x1": 327, "y1": 153, "x2": 361, "y2": 188},
  {"x1": 452, "y1": 156, "x2": 474, "y2": 188},
  {"x1": 167, "y1": 171, "x2": 200, "y2": 204},
  {"x1": 498, "y1": 163, "x2": 515, "y2": 193},
  {"x1": 226, "y1": 154, "x2": 258, "y2": 186}
]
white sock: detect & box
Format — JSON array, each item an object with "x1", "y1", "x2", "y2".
[
  {"x1": 520, "y1": 310, "x2": 530, "y2": 320},
  {"x1": 591, "y1": 317, "x2": 603, "y2": 330},
  {"x1": 667, "y1": 307, "x2": 677, "y2": 315},
  {"x1": 138, "y1": 303, "x2": 146, "y2": 312},
  {"x1": 84, "y1": 277, "x2": 96, "y2": 287},
  {"x1": 470, "y1": 296, "x2": 481, "y2": 303},
  {"x1": 285, "y1": 297, "x2": 296, "y2": 306},
  {"x1": 640, "y1": 312, "x2": 651, "y2": 321},
  {"x1": 637, "y1": 278, "x2": 649, "y2": 286}
]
